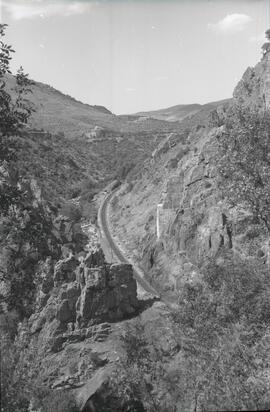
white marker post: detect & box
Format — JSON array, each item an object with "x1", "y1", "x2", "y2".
[{"x1": 157, "y1": 203, "x2": 163, "y2": 239}]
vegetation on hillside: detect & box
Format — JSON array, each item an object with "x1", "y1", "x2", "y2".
[
  {"x1": 0, "y1": 25, "x2": 34, "y2": 138},
  {"x1": 171, "y1": 251, "x2": 270, "y2": 411},
  {"x1": 0, "y1": 23, "x2": 56, "y2": 317},
  {"x1": 0, "y1": 25, "x2": 78, "y2": 411},
  {"x1": 2, "y1": 19, "x2": 270, "y2": 412},
  {"x1": 105, "y1": 250, "x2": 270, "y2": 411},
  {"x1": 216, "y1": 105, "x2": 270, "y2": 233},
  {"x1": 107, "y1": 45, "x2": 270, "y2": 411}
]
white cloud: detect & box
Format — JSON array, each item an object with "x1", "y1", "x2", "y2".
[
  {"x1": 208, "y1": 13, "x2": 253, "y2": 35},
  {"x1": 3, "y1": 1, "x2": 92, "y2": 20}
]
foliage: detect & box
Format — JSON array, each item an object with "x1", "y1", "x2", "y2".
[
  {"x1": 109, "y1": 322, "x2": 178, "y2": 412},
  {"x1": 0, "y1": 326, "x2": 39, "y2": 412},
  {"x1": 38, "y1": 391, "x2": 80, "y2": 412},
  {"x1": 116, "y1": 161, "x2": 135, "y2": 181},
  {"x1": 170, "y1": 250, "x2": 270, "y2": 411},
  {"x1": 0, "y1": 326, "x2": 79, "y2": 412},
  {"x1": 72, "y1": 176, "x2": 99, "y2": 201},
  {"x1": 262, "y1": 42, "x2": 270, "y2": 55},
  {"x1": 0, "y1": 24, "x2": 61, "y2": 318},
  {"x1": 0, "y1": 23, "x2": 34, "y2": 209},
  {"x1": 216, "y1": 104, "x2": 270, "y2": 232},
  {"x1": 0, "y1": 24, "x2": 34, "y2": 138},
  {"x1": 0, "y1": 160, "x2": 61, "y2": 317}
]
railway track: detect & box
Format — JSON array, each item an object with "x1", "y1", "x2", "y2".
[{"x1": 99, "y1": 188, "x2": 176, "y2": 309}]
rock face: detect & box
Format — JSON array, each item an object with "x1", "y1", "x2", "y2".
[
  {"x1": 23, "y1": 216, "x2": 141, "y2": 410},
  {"x1": 77, "y1": 263, "x2": 138, "y2": 326},
  {"x1": 233, "y1": 50, "x2": 270, "y2": 109},
  {"x1": 110, "y1": 50, "x2": 270, "y2": 297},
  {"x1": 30, "y1": 239, "x2": 139, "y2": 352}
]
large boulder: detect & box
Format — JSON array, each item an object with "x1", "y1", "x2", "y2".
[{"x1": 77, "y1": 263, "x2": 139, "y2": 326}]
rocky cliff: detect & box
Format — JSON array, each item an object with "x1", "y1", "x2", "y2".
[
  {"x1": 0, "y1": 149, "x2": 142, "y2": 411},
  {"x1": 234, "y1": 49, "x2": 270, "y2": 109},
  {"x1": 3, "y1": 31, "x2": 270, "y2": 412},
  {"x1": 110, "y1": 49, "x2": 270, "y2": 298}
]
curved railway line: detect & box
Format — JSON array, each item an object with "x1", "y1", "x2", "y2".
[{"x1": 99, "y1": 188, "x2": 176, "y2": 309}]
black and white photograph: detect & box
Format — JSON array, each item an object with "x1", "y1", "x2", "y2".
[{"x1": 1, "y1": 0, "x2": 270, "y2": 411}]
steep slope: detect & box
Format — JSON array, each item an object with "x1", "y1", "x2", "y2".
[
  {"x1": 6, "y1": 75, "x2": 184, "y2": 136},
  {"x1": 5, "y1": 75, "x2": 188, "y2": 203},
  {"x1": 110, "y1": 52, "x2": 270, "y2": 298},
  {"x1": 98, "y1": 49, "x2": 270, "y2": 412},
  {"x1": 233, "y1": 49, "x2": 270, "y2": 108},
  {"x1": 4, "y1": 46, "x2": 270, "y2": 412}
]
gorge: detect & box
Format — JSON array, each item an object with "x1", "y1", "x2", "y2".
[{"x1": 2, "y1": 23, "x2": 270, "y2": 412}]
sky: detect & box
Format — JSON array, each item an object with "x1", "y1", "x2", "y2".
[{"x1": 1, "y1": 0, "x2": 270, "y2": 114}]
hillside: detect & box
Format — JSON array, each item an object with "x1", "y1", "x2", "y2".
[
  {"x1": 5, "y1": 77, "x2": 231, "y2": 206},
  {"x1": 105, "y1": 49, "x2": 270, "y2": 410},
  {"x1": 109, "y1": 60, "x2": 269, "y2": 299},
  {"x1": 5, "y1": 75, "x2": 188, "y2": 203},
  {"x1": 6, "y1": 75, "x2": 185, "y2": 136},
  {"x1": 135, "y1": 98, "x2": 231, "y2": 122},
  {"x1": 3, "y1": 34, "x2": 270, "y2": 411}
]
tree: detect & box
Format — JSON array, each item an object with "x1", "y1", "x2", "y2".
[
  {"x1": 170, "y1": 251, "x2": 270, "y2": 411},
  {"x1": 216, "y1": 104, "x2": 270, "y2": 233},
  {"x1": 0, "y1": 24, "x2": 34, "y2": 140},
  {"x1": 262, "y1": 29, "x2": 270, "y2": 55},
  {"x1": 0, "y1": 23, "x2": 35, "y2": 211},
  {"x1": 262, "y1": 42, "x2": 270, "y2": 56},
  {"x1": 0, "y1": 24, "x2": 59, "y2": 318}
]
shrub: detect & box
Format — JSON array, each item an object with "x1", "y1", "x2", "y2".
[
  {"x1": 108, "y1": 322, "x2": 179, "y2": 412},
  {"x1": 170, "y1": 250, "x2": 270, "y2": 411},
  {"x1": 216, "y1": 105, "x2": 270, "y2": 233},
  {"x1": 39, "y1": 391, "x2": 79, "y2": 412}
]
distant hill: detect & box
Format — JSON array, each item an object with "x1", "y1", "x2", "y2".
[
  {"x1": 135, "y1": 99, "x2": 231, "y2": 122},
  {"x1": 5, "y1": 75, "x2": 184, "y2": 137},
  {"x1": 5, "y1": 75, "x2": 186, "y2": 201},
  {"x1": 5, "y1": 75, "x2": 115, "y2": 137},
  {"x1": 5, "y1": 75, "x2": 231, "y2": 203}
]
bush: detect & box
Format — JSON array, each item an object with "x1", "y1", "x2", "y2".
[
  {"x1": 216, "y1": 105, "x2": 270, "y2": 233},
  {"x1": 69, "y1": 176, "x2": 99, "y2": 201},
  {"x1": 39, "y1": 390, "x2": 79, "y2": 412},
  {"x1": 170, "y1": 250, "x2": 270, "y2": 411},
  {"x1": 108, "y1": 322, "x2": 176, "y2": 412}
]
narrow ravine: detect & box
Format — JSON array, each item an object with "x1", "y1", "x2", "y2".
[{"x1": 98, "y1": 186, "x2": 177, "y2": 309}]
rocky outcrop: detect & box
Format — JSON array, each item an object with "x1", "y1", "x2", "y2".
[
  {"x1": 111, "y1": 50, "x2": 270, "y2": 297},
  {"x1": 233, "y1": 50, "x2": 270, "y2": 109},
  {"x1": 77, "y1": 263, "x2": 138, "y2": 326},
  {"x1": 30, "y1": 241, "x2": 139, "y2": 353}
]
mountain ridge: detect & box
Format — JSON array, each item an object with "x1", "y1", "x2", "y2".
[{"x1": 134, "y1": 98, "x2": 232, "y2": 122}]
